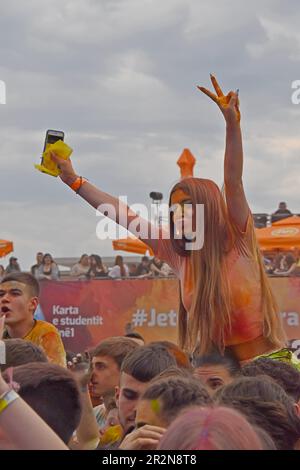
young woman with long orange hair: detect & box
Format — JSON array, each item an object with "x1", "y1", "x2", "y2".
[{"x1": 51, "y1": 75, "x2": 286, "y2": 361}]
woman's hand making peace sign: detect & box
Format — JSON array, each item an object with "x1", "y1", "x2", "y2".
[{"x1": 198, "y1": 74, "x2": 241, "y2": 125}]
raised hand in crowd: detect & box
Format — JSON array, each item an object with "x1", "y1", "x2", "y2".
[
  {"x1": 67, "y1": 352, "x2": 100, "y2": 450},
  {"x1": 67, "y1": 352, "x2": 91, "y2": 391},
  {"x1": 198, "y1": 74, "x2": 240, "y2": 124}
]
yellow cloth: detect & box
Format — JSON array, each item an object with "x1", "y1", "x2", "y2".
[
  {"x1": 24, "y1": 320, "x2": 66, "y2": 367},
  {"x1": 255, "y1": 348, "x2": 300, "y2": 371},
  {"x1": 100, "y1": 425, "x2": 123, "y2": 446},
  {"x1": 35, "y1": 140, "x2": 73, "y2": 177}
]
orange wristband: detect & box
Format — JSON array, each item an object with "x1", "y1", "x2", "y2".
[{"x1": 69, "y1": 177, "x2": 88, "y2": 193}]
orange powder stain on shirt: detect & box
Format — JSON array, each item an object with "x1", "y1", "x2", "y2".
[
  {"x1": 24, "y1": 319, "x2": 66, "y2": 367},
  {"x1": 158, "y1": 214, "x2": 265, "y2": 349}
]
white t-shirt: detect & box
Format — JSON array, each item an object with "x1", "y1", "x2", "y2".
[{"x1": 108, "y1": 264, "x2": 129, "y2": 278}]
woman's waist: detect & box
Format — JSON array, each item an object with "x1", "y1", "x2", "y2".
[{"x1": 226, "y1": 335, "x2": 280, "y2": 362}]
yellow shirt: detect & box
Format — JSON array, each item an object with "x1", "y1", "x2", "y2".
[{"x1": 23, "y1": 320, "x2": 66, "y2": 367}]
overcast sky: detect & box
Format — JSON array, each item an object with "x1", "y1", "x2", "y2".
[{"x1": 1, "y1": 0, "x2": 300, "y2": 270}]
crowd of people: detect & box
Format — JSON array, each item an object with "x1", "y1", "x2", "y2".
[
  {"x1": 1, "y1": 272, "x2": 300, "y2": 451},
  {"x1": 263, "y1": 251, "x2": 300, "y2": 276},
  {"x1": 68, "y1": 253, "x2": 173, "y2": 279},
  {"x1": 3, "y1": 246, "x2": 300, "y2": 283},
  {"x1": 1, "y1": 273, "x2": 300, "y2": 450},
  {"x1": 0, "y1": 253, "x2": 174, "y2": 282}
]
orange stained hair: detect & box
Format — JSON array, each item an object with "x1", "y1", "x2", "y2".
[
  {"x1": 149, "y1": 341, "x2": 192, "y2": 369},
  {"x1": 169, "y1": 177, "x2": 285, "y2": 356}
]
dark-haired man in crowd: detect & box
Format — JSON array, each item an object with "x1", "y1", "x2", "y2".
[
  {"x1": 90, "y1": 337, "x2": 139, "y2": 428},
  {"x1": 135, "y1": 256, "x2": 151, "y2": 278},
  {"x1": 241, "y1": 356, "x2": 300, "y2": 407},
  {"x1": 116, "y1": 344, "x2": 177, "y2": 450},
  {"x1": 30, "y1": 252, "x2": 44, "y2": 278},
  {"x1": 135, "y1": 376, "x2": 212, "y2": 431},
  {"x1": 192, "y1": 351, "x2": 241, "y2": 395},
  {"x1": 0, "y1": 273, "x2": 66, "y2": 366},
  {"x1": 4, "y1": 363, "x2": 82, "y2": 446}
]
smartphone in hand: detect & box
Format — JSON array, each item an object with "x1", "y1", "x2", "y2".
[
  {"x1": 43, "y1": 129, "x2": 64, "y2": 152},
  {"x1": 35, "y1": 129, "x2": 73, "y2": 177},
  {"x1": 36, "y1": 130, "x2": 65, "y2": 176}
]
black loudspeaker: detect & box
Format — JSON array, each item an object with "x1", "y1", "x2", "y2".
[{"x1": 149, "y1": 191, "x2": 163, "y2": 201}]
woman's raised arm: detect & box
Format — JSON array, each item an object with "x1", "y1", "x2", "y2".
[
  {"x1": 197, "y1": 74, "x2": 250, "y2": 232},
  {"x1": 50, "y1": 153, "x2": 159, "y2": 252}
]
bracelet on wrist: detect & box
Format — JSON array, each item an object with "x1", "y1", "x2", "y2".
[
  {"x1": 0, "y1": 386, "x2": 10, "y2": 400},
  {"x1": 69, "y1": 176, "x2": 88, "y2": 194},
  {"x1": 0, "y1": 389, "x2": 19, "y2": 416}
]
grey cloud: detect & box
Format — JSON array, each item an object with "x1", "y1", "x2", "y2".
[{"x1": 0, "y1": 0, "x2": 300, "y2": 269}]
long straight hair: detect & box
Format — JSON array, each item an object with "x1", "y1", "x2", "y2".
[
  {"x1": 169, "y1": 177, "x2": 285, "y2": 355},
  {"x1": 115, "y1": 255, "x2": 126, "y2": 277},
  {"x1": 91, "y1": 254, "x2": 105, "y2": 271}
]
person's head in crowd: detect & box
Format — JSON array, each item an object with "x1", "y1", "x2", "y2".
[
  {"x1": 136, "y1": 376, "x2": 212, "y2": 429},
  {"x1": 0, "y1": 338, "x2": 47, "y2": 372},
  {"x1": 151, "y1": 257, "x2": 163, "y2": 269},
  {"x1": 9, "y1": 257, "x2": 18, "y2": 267},
  {"x1": 79, "y1": 254, "x2": 90, "y2": 267},
  {"x1": 116, "y1": 344, "x2": 176, "y2": 434},
  {"x1": 90, "y1": 254, "x2": 105, "y2": 270},
  {"x1": 215, "y1": 375, "x2": 300, "y2": 450},
  {"x1": 192, "y1": 350, "x2": 241, "y2": 395},
  {"x1": 158, "y1": 406, "x2": 268, "y2": 450},
  {"x1": 278, "y1": 202, "x2": 288, "y2": 211},
  {"x1": 0, "y1": 273, "x2": 39, "y2": 332},
  {"x1": 241, "y1": 357, "x2": 300, "y2": 404},
  {"x1": 36, "y1": 252, "x2": 44, "y2": 265},
  {"x1": 141, "y1": 256, "x2": 149, "y2": 265},
  {"x1": 7, "y1": 362, "x2": 82, "y2": 444},
  {"x1": 42, "y1": 253, "x2": 55, "y2": 266},
  {"x1": 125, "y1": 332, "x2": 145, "y2": 347},
  {"x1": 150, "y1": 341, "x2": 192, "y2": 369},
  {"x1": 7, "y1": 257, "x2": 20, "y2": 272},
  {"x1": 90, "y1": 337, "x2": 139, "y2": 400}
]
